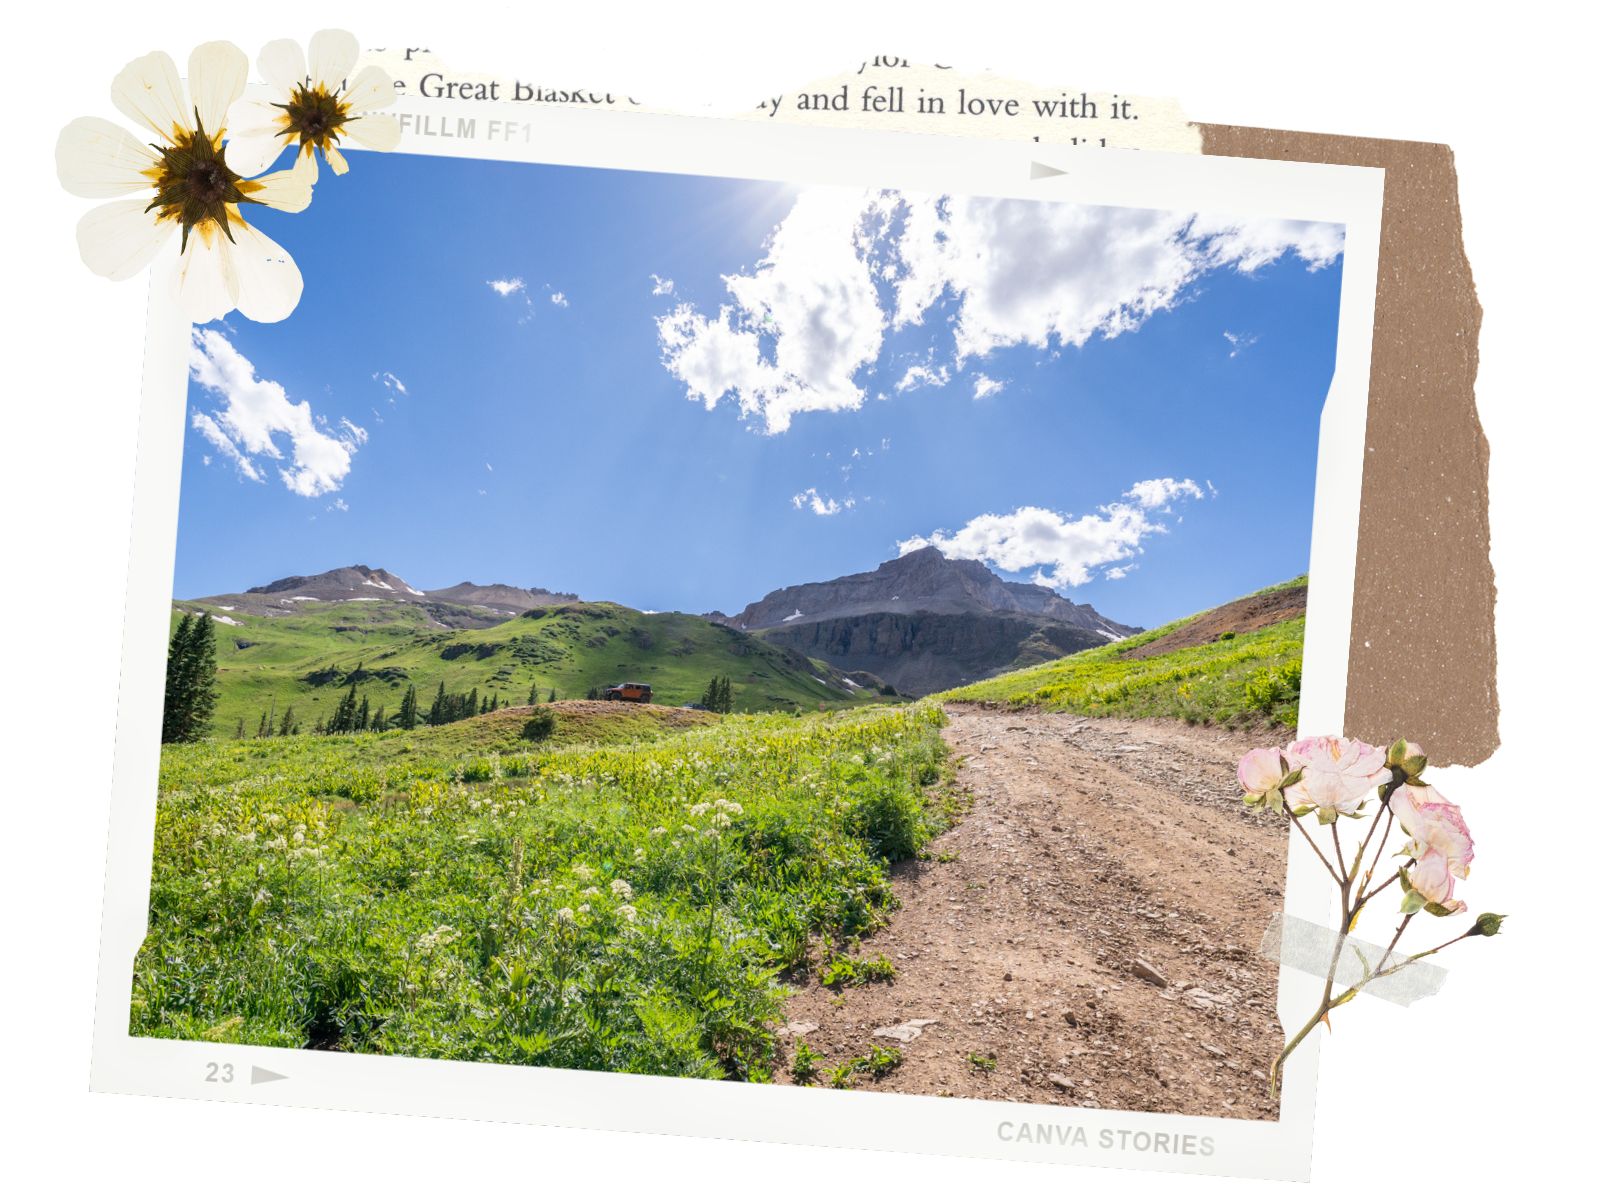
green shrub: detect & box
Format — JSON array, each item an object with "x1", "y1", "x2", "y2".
[{"x1": 521, "y1": 710, "x2": 557, "y2": 742}]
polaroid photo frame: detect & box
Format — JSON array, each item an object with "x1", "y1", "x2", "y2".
[{"x1": 90, "y1": 94, "x2": 1383, "y2": 1181}]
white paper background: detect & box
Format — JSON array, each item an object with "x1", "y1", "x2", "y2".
[{"x1": 6, "y1": 2, "x2": 1587, "y2": 1195}]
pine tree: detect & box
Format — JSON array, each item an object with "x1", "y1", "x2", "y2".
[
  {"x1": 257, "y1": 709, "x2": 271, "y2": 738},
  {"x1": 233, "y1": 716, "x2": 245, "y2": 739},
  {"x1": 429, "y1": 681, "x2": 446, "y2": 726},
  {"x1": 548, "y1": 688, "x2": 557, "y2": 703},
  {"x1": 371, "y1": 704, "x2": 386, "y2": 732},
  {"x1": 397, "y1": 685, "x2": 418, "y2": 730},
  {"x1": 162, "y1": 614, "x2": 195, "y2": 743},
  {"x1": 278, "y1": 705, "x2": 296, "y2": 737},
  {"x1": 528, "y1": 681, "x2": 541, "y2": 706},
  {"x1": 358, "y1": 694, "x2": 370, "y2": 732},
  {"x1": 161, "y1": 611, "x2": 220, "y2": 743}
]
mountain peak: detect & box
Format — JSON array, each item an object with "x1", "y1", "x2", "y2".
[
  {"x1": 244, "y1": 564, "x2": 426, "y2": 599},
  {"x1": 728, "y1": 550, "x2": 1137, "y2": 640}
]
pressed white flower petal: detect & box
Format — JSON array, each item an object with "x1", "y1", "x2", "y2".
[
  {"x1": 298, "y1": 146, "x2": 321, "y2": 185},
  {"x1": 344, "y1": 112, "x2": 401, "y2": 152},
  {"x1": 341, "y1": 65, "x2": 396, "y2": 113},
  {"x1": 175, "y1": 230, "x2": 237, "y2": 324},
  {"x1": 243, "y1": 156, "x2": 315, "y2": 214},
  {"x1": 223, "y1": 98, "x2": 293, "y2": 177},
  {"x1": 188, "y1": 41, "x2": 249, "y2": 136},
  {"x1": 111, "y1": 51, "x2": 190, "y2": 141},
  {"x1": 324, "y1": 145, "x2": 350, "y2": 175},
  {"x1": 257, "y1": 38, "x2": 308, "y2": 97},
  {"x1": 57, "y1": 117, "x2": 159, "y2": 198},
  {"x1": 228, "y1": 222, "x2": 304, "y2": 323},
  {"x1": 77, "y1": 199, "x2": 173, "y2": 281},
  {"x1": 308, "y1": 29, "x2": 359, "y2": 91}
]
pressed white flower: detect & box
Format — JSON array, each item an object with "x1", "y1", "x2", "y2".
[
  {"x1": 225, "y1": 30, "x2": 400, "y2": 181},
  {"x1": 56, "y1": 42, "x2": 313, "y2": 323}
]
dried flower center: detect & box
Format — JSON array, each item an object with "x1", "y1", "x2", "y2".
[
  {"x1": 279, "y1": 84, "x2": 351, "y2": 153},
  {"x1": 147, "y1": 119, "x2": 256, "y2": 250}
]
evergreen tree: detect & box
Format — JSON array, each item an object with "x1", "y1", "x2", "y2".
[
  {"x1": 548, "y1": 688, "x2": 557, "y2": 704},
  {"x1": 329, "y1": 680, "x2": 359, "y2": 734},
  {"x1": 161, "y1": 611, "x2": 219, "y2": 743},
  {"x1": 371, "y1": 704, "x2": 386, "y2": 732},
  {"x1": 357, "y1": 695, "x2": 371, "y2": 732},
  {"x1": 278, "y1": 705, "x2": 296, "y2": 738},
  {"x1": 528, "y1": 681, "x2": 541, "y2": 706},
  {"x1": 256, "y1": 709, "x2": 270, "y2": 738},
  {"x1": 397, "y1": 685, "x2": 418, "y2": 730},
  {"x1": 429, "y1": 681, "x2": 446, "y2": 726},
  {"x1": 233, "y1": 716, "x2": 245, "y2": 739}
]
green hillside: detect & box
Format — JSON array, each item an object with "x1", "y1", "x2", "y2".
[
  {"x1": 940, "y1": 580, "x2": 1307, "y2": 729},
  {"x1": 177, "y1": 598, "x2": 894, "y2": 736}
]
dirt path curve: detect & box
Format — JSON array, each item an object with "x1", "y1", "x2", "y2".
[{"x1": 776, "y1": 704, "x2": 1289, "y2": 1118}]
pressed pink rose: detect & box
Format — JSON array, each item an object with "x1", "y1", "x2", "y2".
[
  {"x1": 1238, "y1": 747, "x2": 1287, "y2": 796},
  {"x1": 1407, "y1": 848, "x2": 1467, "y2": 914},
  {"x1": 1283, "y1": 736, "x2": 1390, "y2": 819},
  {"x1": 1389, "y1": 783, "x2": 1474, "y2": 878}
]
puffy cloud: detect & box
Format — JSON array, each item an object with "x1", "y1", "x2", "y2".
[
  {"x1": 896, "y1": 362, "x2": 950, "y2": 393},
  {"x1": 188, "y1": 329, "x2": 363, "y2": 498},
  {"x1": 792, "y1": 487, "x2": 853, "y2": 516},
  {"x1": 885, "y1": 196, "x2": 1343, "y2": 363},
  {"x1": 657, "y1": 189, "x2": 888, "y2": 434},
  {"x1": 972, "y1": 373, "x2": 1005, "y2": 400},
  {"x1": 1123, "y1": 476, "x2": 1204, "y2": 509},
  {"x1": 486, "y1": 277, "x2": 525, "y2": 297},
  {"x1": 657, "y1": 187, "x2": 1341, "y2": 433},
  {"x1": 549, "y1": 290, "x2": 569, "y2": 308},
  {"x1": 898, "y1": 475, "x2": 1206, "y2": 589}
]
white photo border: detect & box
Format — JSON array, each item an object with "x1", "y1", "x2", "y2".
[{"x1": 90, "y1": 96, "x2": 1385, "y2": 1182}]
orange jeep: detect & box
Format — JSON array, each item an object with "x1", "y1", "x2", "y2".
[{"x1": 603, "y1": 682, "x2": 653, "y2": 703}]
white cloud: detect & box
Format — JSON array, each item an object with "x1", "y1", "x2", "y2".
[
  {"x1": 549, "y1": 290, "x2": 569, "y2": 308},
  {"x1": 651, "y1": 274, "x2": 676, "y2": 296},
  {"x1": 657, "y1": 188, "x2": 1341, "y2": 433},
  {"x1": 972, "y1": 373, "x2": 1006, "y2": 400},
  {"x1": 656, "y1": 189, "x2": 889, "y2": 434},
  {"x1": 895, "y1": 363, "x2": 950, "y2": 393},
  {"x1": 328, "y1": 498, "x2": 349, "y2": 513},
  {"x1": 1223, "y1": 330, "x2": 1259, "y2": 358},
  {"x1": 373, "y1": 371, "x2": 408, "y2": 400},
  {"x1": 792, "y1": 487, "x2": 854, "y2": 517},
  {"x1": 1123, "y1": 476, "x2": 1204, "y2": 509},
  {"x1": 487, "y1": 277, "x2": 526, "y2": 297},
  {"x1": 898, "y1": 475, "x2": 1206, "y2": 589},
  {"x1": 188, "y1": 329, "x2": 363, "y2": 498}
]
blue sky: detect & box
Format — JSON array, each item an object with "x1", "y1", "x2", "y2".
[{"x1": 174, "y1": 151, "x2": 1344, "y2": 630}]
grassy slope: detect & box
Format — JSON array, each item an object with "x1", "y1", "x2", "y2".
[
  {"x1": 134, "y1": 701, "x2": 952, "y2": 1080},
  {"x1": 940, "y1": 580, "x2": 1306, "y2": 729},
  {"x1": 180, "y1": 598, "x2": 889, "y2": 735}
]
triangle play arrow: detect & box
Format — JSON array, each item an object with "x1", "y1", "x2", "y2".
[
  {"x1": 1029, "y1": 162, "x2": 1068, "y2": 180},
  {"x1": 250, "y1": 1065, "x2": 289, "y2": 1085}
]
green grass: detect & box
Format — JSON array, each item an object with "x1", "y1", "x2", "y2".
[
  {"x1": 132, "y1": 702, "x2": 953, "y2": 1081},
  {"x1": 940, "y1": 607, "x2": 1305, "y2": 729},
  {"x1": 181, "y1": 597, "x2": 895, "y2": 736},
  {"x1": 819, "y1": 952, "x2": 897, "y2": 988}
]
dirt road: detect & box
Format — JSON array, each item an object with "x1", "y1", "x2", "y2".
[{"x1": 777, "y1": 704, "x2": 1289, "y2": 1118}]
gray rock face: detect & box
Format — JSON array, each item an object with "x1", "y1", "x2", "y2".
[
  {"x1": 726, "y1": 548, "x2": 1139, "y2": 696},
  {"x1": 729, "y1": 546, "x2": 1136, "y2": 639}
]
